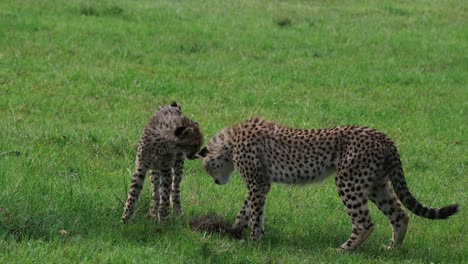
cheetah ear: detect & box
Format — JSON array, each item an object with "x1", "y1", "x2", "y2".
[
  {"x1": 196, "y1": 147, "x2": 208, "y2": 158},
  {"x1": 171, "y1": 101, "x2": 181, "y2": 110},
  {"x1": 175, "y1": 126, "x2": 193, "y2": 138}
]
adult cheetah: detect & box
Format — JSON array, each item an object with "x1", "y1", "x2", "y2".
[
  {"x1": 197, "y1": 118, "x2": 459, "y2": 250},
  {"x1": 121, "y1": 102, "x2": 203, "y2": 223}
]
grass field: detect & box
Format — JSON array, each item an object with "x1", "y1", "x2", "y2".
[{"x1": 0, "y1": 0, "x2": 466, "y2": 263}]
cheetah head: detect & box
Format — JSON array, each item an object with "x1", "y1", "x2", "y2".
[
  {"x1": 197, "y1": 146, "x2": 234, "y2": 185},
  {"x1": 174, "y1": 122, "x2": 204, "y2": 160}
]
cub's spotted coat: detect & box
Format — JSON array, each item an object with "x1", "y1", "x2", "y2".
[
  {"x1": 121, "y1": 102, "x2": 203, "y2": 223},
  {"x1": 198, "y1": 118, "x2": 458, "y2": 250}
]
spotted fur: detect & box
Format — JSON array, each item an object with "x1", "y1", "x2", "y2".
[
  {"x1": 198, "y1": 118, "x2": 459, "y2": 250},
  {"x1": 121, "y1": 102, "x2": 203, "y2": 223}
]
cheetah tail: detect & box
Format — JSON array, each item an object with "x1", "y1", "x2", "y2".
[{"x1": 390, "y1": 165, "x2": 459, "y2": 220}]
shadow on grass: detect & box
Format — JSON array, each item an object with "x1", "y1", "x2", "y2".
[
  {"x1": 237, "y1": 224, "x2": 452, "y2": 262},
  {"x1": 92, "y1": 213, "x2": 456, "y2": 262},
  {"x1": 1, "y1": 199, "x2": 462, "y2": 263}
]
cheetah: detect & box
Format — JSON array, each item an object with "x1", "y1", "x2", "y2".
[
  {"x1": 197, "y1": 118, "x2": 459, "y2": 250},
  {"x1": 121, "y1": 102, "x2": 203, "y2": 223}
]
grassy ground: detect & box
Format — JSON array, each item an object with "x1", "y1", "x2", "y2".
[{"x1": 0, "y1": 0, "x2": 466, "y2": 263}]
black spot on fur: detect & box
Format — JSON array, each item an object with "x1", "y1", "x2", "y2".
[
  {"x1": 197, "y1": 147, "x2": 209, "y2": 158},
  {"x1": 175, "y1": 126, "x2": 187, "y2": 137},
  {"x1": 171, "y1": 101, "x2": 181, "y2": 110}
]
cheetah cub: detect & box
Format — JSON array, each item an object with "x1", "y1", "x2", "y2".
[
  {"x1": 197, "y1": 118, "x2": 459, "y2": 250},
  {"x1": 121, "y1": 102, "x2": 203, "y2": 223}
]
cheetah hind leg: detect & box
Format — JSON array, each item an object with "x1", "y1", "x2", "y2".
[
  {"x1": 338, "y1": 198, "x2": 374, "y2": 251},
  {"x1": 369, "y1": 182, "x2": 409, "y2": 250},
  {"x1": 122, "y1": 165, "x2": 148, "y2": 224}
]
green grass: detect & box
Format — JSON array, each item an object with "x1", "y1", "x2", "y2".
[{"x1": 0, "y1": 0, "x2": 466, "y2": 262}]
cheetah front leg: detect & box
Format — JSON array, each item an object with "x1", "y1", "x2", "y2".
[
  {"x1": 121, "y1": 164, "x2": 148, "y2": 224},
  {"x1": 233, "y1": 193, "x2": 251, "y2": 230},
  {"x1": 170, "y1": 154, "x2": 184, "y2": 214},
  {"x1": 158, "y1": 166, "x2": 173, "y2": 221},
  {"x1": 248, "y1": 183, "x2": 271, "y2": 241},
  {"x1": 146, "y1": 170, "x2": 160, "y2": 219}
]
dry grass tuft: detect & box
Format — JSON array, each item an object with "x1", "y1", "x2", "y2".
[{"x1": 189, "y1": 214, "x2": 244, "y2": 239}]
